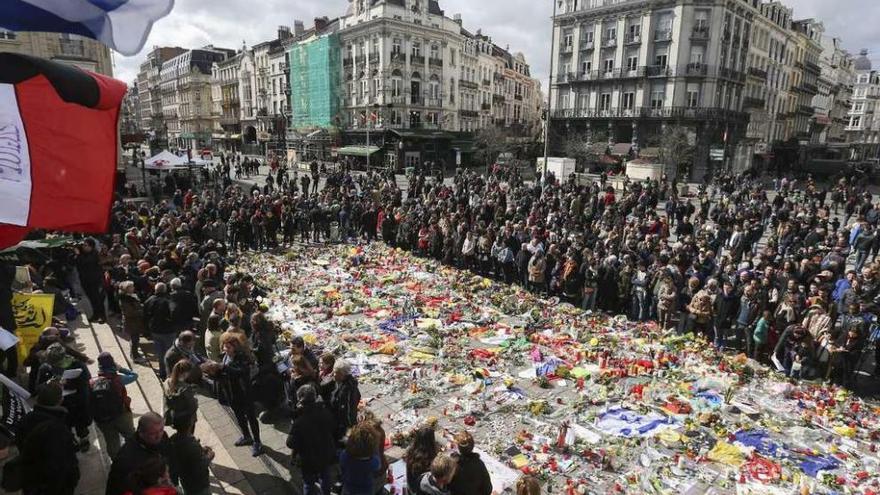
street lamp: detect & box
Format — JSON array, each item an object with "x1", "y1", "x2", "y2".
[{"x1": 541, "y1": 0, "x2": 559, "y2": 182}]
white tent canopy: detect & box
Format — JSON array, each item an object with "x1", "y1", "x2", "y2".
[{"x1": 144, "y1": 150, "x2": 187, "y2": 170}]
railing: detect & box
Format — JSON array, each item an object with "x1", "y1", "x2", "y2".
[
  {"x1": 691, "y1": 26, "x2": 710, "y2": 40},
  {"x1": 343, "y1": 58, "x2": 353, "y2": 67},
  {"x1": 646, "y1": 65, "x2": 669, "y2": 77},
  {"x1": 429, "y1": 58, "x2": 443, "y2": 67},
  {"x1": 561, "y1": 45, "x2": 573, "y2": 54},
  {"x1": 460, "y1": 110, "x2": 478, "y2": 117},
  {"x1": 390, "y1": 52, "x2": 405, "y2": 64},
  {"x1": 482, "y1": 79, "x2": 491, "y2": 86},
  {"x1": 369, "y1": 52, "x2": 380, "y2": 64},
  {"x1": 805, "y1": 61, "x2": 821, "y2": 74},
  {"x1": 460, "y1": 80, "x2": 479, "y2": 90},
  {"x1": 686, "y1": 63, "x2": 708, "y2": 76},
  {"x1": 743, "y1": 97, "x2": 765, "y2": 109},
  {"x1": 411, "y1": 95, "x2": 425, "y2": 105},
  {"x1": 426, "y1": 98, "x2": 443, "y2": 107},
  {"x1": 799, "y1": 104, "x2": 815, "y2": 115},
  {"x1": 801, "y1": 82, "x2": 819, "y2": 94},
  {"x1": 602, "y1": 37, "x2": 617, "y2": 48},
  {"x1": 481, "y1": 103, "x2": 492, "y2": 110},
  {"x1": 514, "y1": 94, "x2": 523, "y2": 101},
  {"x1": 581, "y1": 41, "x2": 594, "y2": 50},
  {"x1": 654, "y1": 30, "x2": 673, "y2": 41},
  {"x1": 411, "y1": 55, "x2": 425, "y2": 65},
  {"x1": 550, "y1": 106, "x2": 749, "y2": 121},
  {"x1": 748, "y1": 67, "x2": 768, "y2": 79},
  {"x1": 493, "y1": 94, "x2": 506, "y2": 103},
  {"x1": 624, "y1": 33, "x2": 640, "y2": 44}
]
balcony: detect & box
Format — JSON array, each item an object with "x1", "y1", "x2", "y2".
[
  {"x1": 691, "y1": 26, "x2": 710, "y2": 41},
  {"x1": 684, "y1": 63, "x2": 707, "y2": 76},
  {"x1": 493, "y1": 94, "x2": 506, "y2": 103},
  {"x1": 460, "y1": 110, "x2": 478, "y2": 118},
  {"x1": 411, "y1": 55, "x2": 425, "y2": 65},
  {"x1": 482, "y1": 79, "x2": 491, "y2": 86},
  {"x1": 495, "y1": 118, "x2": 506, "y2": 126},
  {"x1": 369, "y1": 52, "x2": 380, "y2": 64},
  {"x1": 481, "y1": 103, "x2": 491, "y2": 111},
  {"x1": 460, "y1": 80, "x2": 479, "y2": 90},
  {"x1": 411, "y1": 95, "x2": 425, "y2": 105},
  {"x1": 426, "y1": 98, "x2": 443, "y2": 107},
  {"x1": 602, "y1": 37, "x2": 617, "y2": 48},
  {"x1": 58, "y1": 39, "x2": 85, "y2": 57},
  {"x1": 390, "y1": 52, "x2": 405, "y2": 65},
  {"x1": 720, "y1": 67, "x2": 745, "y2": 82},
  {"x1": 561, "y1": 45, "x2": 573, "y2": 54},
  {"x1": 429, "y1": 58, "x2": 443, "y2": 68},
  {"x1": 801, "y1": 82, "x2": 819, "y2": 94},
  {"x1": 514, "y1": 94, "x2": 523, "y2": 101},
  {"x1": 623, "y1": 33, "x2": 641, "y2": 44},
  {"x1": 748, "y1": 67, "x2": 768, "y2": 80},
  {"x1": 493, "y1": 72, "x2": 504, "y2": 82},
  {"x1": 654, "y1": 30, "x2": 673, "y2": 42},
  {"x1": 805, "y1": 61, "x2": 821, "y2": 75},
  {"x1": 799, "y1": 104, "x2": 815, "y2": 116},
  {"x1": 646, "y1": 65, "x2": 669, "y2": 77},
  {"x1": 743, "y1": 97, "x2": 766, "y2": 109},
  {"x1": 581, "y1": 41, "x2": 595, "y2": 50},
  {"x1": 343, "y1": 58, "x2": 353, "y2": 67}
]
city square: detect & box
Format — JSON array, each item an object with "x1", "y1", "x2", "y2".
[{"x1": 1, "y1": 1, "x2": 880, "y2": 495}]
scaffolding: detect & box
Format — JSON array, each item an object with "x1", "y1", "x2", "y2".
[{"x1": 289, "y1": 33, "x2": 340, "y2": 130}]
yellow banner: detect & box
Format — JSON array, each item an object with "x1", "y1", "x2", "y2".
[{"x1": 12, "y1": 292, "x2": 55, "y2": 363}]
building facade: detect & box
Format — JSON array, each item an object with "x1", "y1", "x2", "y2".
[
  {"x1": 811, "y1": 33, "x2": 854, "y2": 144},
  {"x1": 135, "y1": 46, "x2": 187, "y2": 144},
  {"x1": 845, "y1": 51, "x2": 880, "y2": 161},
  {"x1": 211, "y1": 52, "x2": 243, "y2": 151},
  {"x1": 791, "y1": 19, "x2": 822, "y2": 141},
  {"x1": 288, "y1": 20, "x2": 342, "y2": 130},
  {"x1": 160, "y1": 47, "x2": 233, "y2": 151},
  {"x1": 550, "y1": 0, "x2": 757, "y2": 177},
  {"x1": 0, "y1": 29, "x2": 113, "y2": 75}
]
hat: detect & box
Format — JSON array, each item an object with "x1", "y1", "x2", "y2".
[{"x1": 97, "y1": 352, "x2": 116, "y2": 372}]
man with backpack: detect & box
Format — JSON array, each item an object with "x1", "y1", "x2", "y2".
[{"x1": 90, "y1": 352, "x2": 138, "y2": 459}]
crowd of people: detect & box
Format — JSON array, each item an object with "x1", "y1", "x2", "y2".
[{"x1": 2, "y1": 153, "x2": 879, "y2": 495}]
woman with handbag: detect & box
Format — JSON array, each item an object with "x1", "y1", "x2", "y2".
[{"x1": 216, "y1": 333, "x2": 263, "y2": 456}]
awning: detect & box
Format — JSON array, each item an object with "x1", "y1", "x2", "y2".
[
  {"x1": 230, "y1": 134, "x2": 241, "y2": 139},
  {"x1": 337, "y1": 146, "x2": 382, "y2": 157},
  {"x1": 611, "y1": 143, "x2": 633, "y2": 156},
  {"x1": 639, "y1": 147, "x2": 661, "y2": 158}
]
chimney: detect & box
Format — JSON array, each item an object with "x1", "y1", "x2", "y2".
[
  {"x1": 453, "y1": 13, "x2": 462, "y2": 25},
  {"x1": 294, "y1": 20, "x2": 305, "y2": 36},
  {"x1": 314, "y1": 16, "x2": 329, "y2": 32},
  {"x1": 278, "y1": 25, "x2": 292, "y2": 41}
]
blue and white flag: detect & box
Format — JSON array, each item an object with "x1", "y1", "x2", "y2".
[{"x1": 0, "y1": 0, "x2": 174, "y2": 56}]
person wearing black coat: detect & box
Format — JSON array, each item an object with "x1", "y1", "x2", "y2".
[
  {"x1": 713, "y1": 283, "x2": 740, "y2": 348},
  {"x1": 448, "y1": 431, "x2": 492, "y2": 495},
  {"x1": 105, "y1": 412, "x2": 171, "y2": 495},
  {"x1": 16, "y1": 382, "x2": 80, "y2": 495},
  {"x1": 168, "y1": 414, "x2": 212, "y2": 495},
  {"x1": 169, "y1": 278, "x2": 199, "y2": 333},
  {"x1": 382, "y1": 212, "x2": 398, "y2": 247},
  {"x1": 144, "y1": 283, "x2": 175, "y2": 379},
  {"x1": 329, "y1": 360, "x2": 361, "y2": 440},
  {"x1": 35, "y1": 343, "x2": 92, "y2": 451},
  {"x1": 287, "y1": 384, "x2": 337, "y2": 495},
  {"x1": 76, "y1": 238, "x2": 107, "y2": 323},
  {"x1": 217, "y1": 333, "x2": 263, "y2": 456}
]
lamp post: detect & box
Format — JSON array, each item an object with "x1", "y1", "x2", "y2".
[{"x1": 541, "y1": 0, "x2": 559, "y2": 183}]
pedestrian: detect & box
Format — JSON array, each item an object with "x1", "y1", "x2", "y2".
[
  {"x1": 339, "y1": 422, "x2": 382, "y2": 495},
  {"x1": 329, "y1": 359, "x2": 361, "y2": 440},
  {"x1": 125, "y1": 455, "x2": 178, "y2": 495},
  {"x1": 216, "y1": 332, "x2": 263, "y2": 456},
  {"x1": 90, "y1": 352, "x2": 138, "y2": 459},
  {"x1": 77, "y1": 237, "x2": 107, "y2": 323},
  {"x1": 144, "y1": 282, "x2": 175, "y2": 379},
  {"x1": 168, "y1": 414, "x2": 213, "y2": 495},
  {"x1": 163, "y1": 330, "x2": 206, "y2": 384},
  {"x1": 119, "y1": 280, "x2": 148, "y2": 364},
  {"x1": 106, "y1": 412, "x2": 171, "y2": 495},
  {"x1": 448, "y1": 431, "x2": 492, "y2": 495},
  {"x1": 418, "y1": 454, "x2": 457, "y2": 495},
  {"x1": 287, "y1": 384, "x2": 337, "y2": 495},
  {"x1": 164, "y1": 359, "x2": 199, "y2": 431},
  {"x1": 403, "y1": 426, "x2": 440, "y2": 495},
  {"x1": 36, "y1": 342, "x2": 92, "y2": 452},
  {"x1": 752, "y1": 309, "x2": 771, "y2": 362}
]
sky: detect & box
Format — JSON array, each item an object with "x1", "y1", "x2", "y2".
[{"x1": 112, "y1": 0, "x2": 880, "y2": 86}]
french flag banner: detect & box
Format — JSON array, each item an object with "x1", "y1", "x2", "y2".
[
  {"x1": 0, "y1": 53, "x2": 127, "y2": 248},
  {"x1": 0, "y1": 0, "x2": 174, "y2": 56}
]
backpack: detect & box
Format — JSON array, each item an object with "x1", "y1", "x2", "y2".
[{"x1": 89, "y1": 375, "x2": 124, "y2": 423}]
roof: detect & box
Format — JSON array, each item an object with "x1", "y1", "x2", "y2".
[
  {"x1": 390, "y1": 129, "x2": 455, "y2": 140},
  {"x1": 855, "y1": 49, "x2": 871, "y2": 71},
  {"x1": 639, "y1": 147, "x2": 661, "y2": 158},
  {"x1": 611, "y1": 143, "x2": 633, "y2": 155},
  {"x1": 337, "y1": 146, "x2": 382, "y2": 157}
]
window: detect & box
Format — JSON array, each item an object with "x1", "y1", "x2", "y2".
[
  {"x1": 430, "y1": 44, "x2": 439, "y2": 59},
  {"x1": 627, "y1": 56, "x2": 638, "y2": 71},
  {"x1": 622, "y1": 92, "x2": 634, "y2": 110},
  {"x1": 582, "y1": 30, "x2": 594, "y2": 43},
  {"x1": 651, "y1": 86, "x2": 665, "y2": 108},
  {"x1": 687, "y1": 89, "x2": 699, "y2": 107},
  {"x1": 655, "y1": 53, "x2": 668, "y2": 68},
  {"x1": 581, "y1": 60, "x2": 592, "y2": 74},
  {"x1": 605, "y1": 27, "x2": 616, "y2": 41},
  {"x1": 0, "y1": 29, "x2": 15, "y2": 40},
  {"x1": 563, "y1": 30, "x2": 573, "y2": 48},
  {"x1": 851, "y1": 116, "x2": 862, "y2": 128},
  {"x1": 859, "y1": 74, "x2": 869, "y2": 84},
  {"x1": 412, "y1": 41, "x2": 421, "y2": 57},
  {"x1": 600, "y1": 93, "x2": 611, "y2": 110},
  {"x1": 628, "y1": 24, "x2": 641, "y2": 38},
  {"x1": 604, "y1": 58, "x2": 614, "y2": 73},
  {"x1": 690, "y1": 48, "x2": 704, "y2": 65},
  {"x1": 391, "y1": 73, "x2": 402, "y2": 97},
  {"x1": 449, "y1": 78, "x2": 455, "y2": 103},
  {"x1": 392, "y1": 38, "x2": 402, "y2": 54},
  {"x1": 854, "y1": 102, "x2": 865, "y2": 112}
]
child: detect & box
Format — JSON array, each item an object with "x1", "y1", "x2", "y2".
[
  {"x1": 752, "y1": 310, "x2": 771, "y2": 362},
  {"x1": 419, "y1": 454, "x2": 458, "y2": 495}
]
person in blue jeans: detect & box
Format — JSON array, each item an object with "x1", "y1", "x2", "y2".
[
  {"x1": 287, "y1": 384, "x2": 337, "y2": 495},
  {"x1": 340, "y1": 423, "x2": 382, "y2": 495}
]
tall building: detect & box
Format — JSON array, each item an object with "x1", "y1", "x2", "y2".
[
  {"x1": 160, "y1": 47, "x2": 234, "y2": 151},
  {"x1": 136, "y1": 46, "x2": 187, "y2": 142},
  {"x1": 121, "y1": 81, "x2": 142, "y2": 138},
  {"x1": 549, "y1": 0, "x2": 756, "y2": 177},
  {"x1": 790, "y1": 19, "x2": 822, "y2": 141},
  {"x1": 288, "y1": 19, "x2": 342, "y2": 130},
  {"x1": 0, "y1": 29, "x2": 113, "y2": 75},
  {"x1": 845, "y1": 50, "x2": 880, "y2": 161},
  {"x1": 812, "y1": 34, "x2": 854, "y2": 145},
  {"x1": 211, "y1": 51, "x2": 243, "y2": 151}
]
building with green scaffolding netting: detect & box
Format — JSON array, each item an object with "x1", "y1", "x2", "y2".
[{"x1": 288, "y1": 33, "x2": 341, "y2": 130}]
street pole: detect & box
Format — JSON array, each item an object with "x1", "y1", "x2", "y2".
[
  {"x1": 541, "y1": 0, "x2": 558, "y2": 183},
  {"x1": 366, "y1": 105, "x2": 371, "y2": 171}
]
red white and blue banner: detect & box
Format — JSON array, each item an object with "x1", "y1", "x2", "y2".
[
  {"x1": 0, "y1": 0, "x2": 174, "y2": 55},
  {"x1": 0, "y1": 54, "x2": 127, "y2": 248}
]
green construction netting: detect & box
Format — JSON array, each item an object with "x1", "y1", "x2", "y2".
[{"x1": 289, "y1": 34, "x2": 340, "y2": 130}]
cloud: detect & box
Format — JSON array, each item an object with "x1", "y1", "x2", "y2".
[{"x1": 114, "y1": 0, "x2": 875, "y2": 89}]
